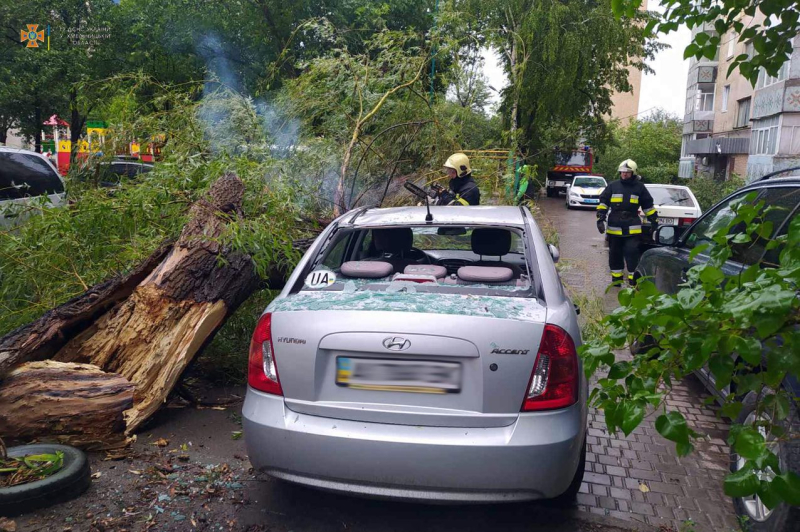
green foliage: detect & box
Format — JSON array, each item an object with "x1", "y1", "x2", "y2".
[
  {"x1": 581, "y1": 198, "x2": 800, "y2": 507},
  {"x1": 0, "y1": 78, "x2": 319, "y2": 336},
  {"x1": 469, "y1": 0, "x2": 664, "y2": 159},
  {"x1": 611, "y1": 0, "x2": 798, "y2": 84},
  {"x1": 688, "y1": 174, "x2": 747, "y2": 212},
  {"x1": 595, "y1": 111, "x2": 683, "y2": 179}
]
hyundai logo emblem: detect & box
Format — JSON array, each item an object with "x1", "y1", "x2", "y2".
[{"x1": 382, "y1": 336, "x2": 411, "y2": 351}]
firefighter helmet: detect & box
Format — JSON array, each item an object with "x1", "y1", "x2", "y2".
[
  {"x1": 618, "y1": 159, "x2": 638, "y2": 174},
  {"x1": 444, "y1": 153, "x2": 471, "y2": 178}
]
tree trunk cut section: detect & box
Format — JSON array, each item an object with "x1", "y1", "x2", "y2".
[{"x1": 0, "y1": 361, "x2": 134, "y2": 450}]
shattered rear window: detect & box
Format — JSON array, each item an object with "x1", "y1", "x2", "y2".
[{"x1": 297, "y1": 225, "x2": 535, "y2": 298}]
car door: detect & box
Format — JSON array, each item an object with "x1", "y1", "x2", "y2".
[
  {"x1": 641, "y1": 184, "x2": 800, "y2": 295},
  {"x1": 0, "y1": 152, "x2": 65, "y2": 228},
  {"x1": 639, "y1": 184, "x2": 800, "y2": 393}
]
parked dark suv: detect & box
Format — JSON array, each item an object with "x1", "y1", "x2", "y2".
[{"x1": 636, "y1": 174, "x2": 800, "y2": 532}]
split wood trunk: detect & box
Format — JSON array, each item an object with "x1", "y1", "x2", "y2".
[
  {"x1": 0, "y1": 361, "x2": 134, "y2": 450},
  {"x1": 0, "y1": 174, "x2": 261, "y2": 448}
]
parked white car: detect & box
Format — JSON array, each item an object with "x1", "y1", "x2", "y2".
[
  {"x1": 565, "y1": 175, "x2": 607, "y2": 209},
  {"x1": 641, "y1": 184, "x2": 702, "y2": 233},
  {"x1": 0, "y1": 147, "x2": 66, "y2": 228}
]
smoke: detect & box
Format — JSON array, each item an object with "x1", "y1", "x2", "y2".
[
  {"x1": 195, "y1": 33, "x2": 302, "y2": 159},
  {"x1": 193, "y1": 30, "x2": 345, "y2": 210}
]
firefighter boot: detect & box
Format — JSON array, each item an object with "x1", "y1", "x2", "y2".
[{"x1": 611, "y1": 271, "x2": 624, "y2": 287}]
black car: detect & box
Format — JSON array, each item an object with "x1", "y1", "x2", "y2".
[
  {"x1": 96, "y1": 160, "x2": 153, "y2": 187},
  {"x1": 636, "y1": 175, "x2": 800, "y2": 532}
]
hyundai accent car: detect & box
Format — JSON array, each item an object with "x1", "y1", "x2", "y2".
[
  {"x1": 565, "y1": 174, "x2": 607, "y2": 209},
  {"x1": 243, "y1": 205, "x2": 587, "y2": 503}
]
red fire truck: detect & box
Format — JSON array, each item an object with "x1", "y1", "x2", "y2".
[{"x1": 545, "y1": 147, "x2": 594, "y2": 197}]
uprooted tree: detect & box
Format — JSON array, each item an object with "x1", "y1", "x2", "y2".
[{"x1": 0, "y1": 174, "x2": 264, "y2": 449}]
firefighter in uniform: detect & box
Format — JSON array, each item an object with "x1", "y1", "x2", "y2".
[
  {"x1": 442, "y1": 153, "x2": 480, "y2": 205},
  {"x1": 596, "y1": 159, "x2": 658, "y2": 286}
]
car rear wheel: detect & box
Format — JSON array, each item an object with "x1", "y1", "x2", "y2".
[
  {"x1": 553, "y1": 437, "x2": 586, "y2": 504},
  {"x1": 732, "y1": 392, "x2": 800, "y2": 532}
]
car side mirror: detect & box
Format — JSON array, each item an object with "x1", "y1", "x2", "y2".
[
  {"x1": 655, "y1": 225, "x2": 678, "y2": 246},
  {"x1": 548, "y1": 244, "x2": 560, "y2": 263}
]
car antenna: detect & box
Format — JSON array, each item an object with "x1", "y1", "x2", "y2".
[{"x1": 424, "y1": 193, "x2": 433, "y2": 223}]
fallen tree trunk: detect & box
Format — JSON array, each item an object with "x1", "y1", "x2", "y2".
[
  {"x1": 0, "y1": 361, "x2": 134, "y2": 449},
  {"x1": 0, "y1": 173, "x2": 262, "y2": 446},
  {"x1": 0, "y1": 243, "x2": 172, "y2": 378}
]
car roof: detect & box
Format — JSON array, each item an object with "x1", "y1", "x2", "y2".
[
  {"x1": 745, "y1": 175, "x2": 800, "y2": 187},
  {"x1": 349, "y1": 206, "x2": 526, "y2": 227},
  {"x1": 0, "y1": 146, "x2": 61, "y2": 176},
  {"x1": 0, "y1": 146, "x2": 49, "y2": 157},
  {"x1": 574, "y1": 174, "x2": 605, "y2": 179},
  {"x1": 645, "y1": 183, "x2": 691, "y2": 190}
]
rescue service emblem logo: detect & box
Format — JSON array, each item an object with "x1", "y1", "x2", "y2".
[
  {"x1": 382, "y1": 336, "x2": 411, "y2": 351},
  {"x1": 20, "y1": 24, "x2": 45, "y2": 48}
]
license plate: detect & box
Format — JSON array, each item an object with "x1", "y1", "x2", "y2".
[
  {"x1": 658, "y1": 217, "x2": 676, "y2": 225},
  {"x1": 336, "y1": 357, "x2": 461, "y2": 393},
  {"x1": 584, "y1": 199, "x2": 599, "y2": 204}
]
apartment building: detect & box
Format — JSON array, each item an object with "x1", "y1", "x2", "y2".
[{"x1": 679, "y1": 16, "x2": 800, "y2": 182}]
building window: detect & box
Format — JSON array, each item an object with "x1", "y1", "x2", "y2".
[
  {"x1": 745, "y1": 41, "x2": 754, "y2": 60},
  {"x1": 721, "y1": 85, "x2": 731, "y2": 112},
  {"x1": 727, "y1": 34, "x2": 736, "y2": 59},
  {"x1": 696, "y1": 84, "x2": 715, "y2": 112},
  {"x1": 751, "y1": 116, "x2": 780, "y2": 155},
  {"x1": 756, "y1": 62, "x2": 789, "y2": 89},
  {"x1": 736, "y1": 98, "x2": 751, "y2": 128}
]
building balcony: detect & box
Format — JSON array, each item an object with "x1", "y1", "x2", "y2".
[
  {"x1": 689, "y1": 65, "x2": 718, "y2": 85},
  {"x1": 752, "y1": 79, "x2": 800, "y2": 120},
  {"x1": 685, "y1": 137, "x2": 750, "y2": 155},
  {"x1": 683, "y1": 119, "x2": 714, "y2": 134}
]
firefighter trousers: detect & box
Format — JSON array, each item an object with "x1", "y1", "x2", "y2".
[{"x1": 608, "y1": 235, "x2": 640, "y2": 283}]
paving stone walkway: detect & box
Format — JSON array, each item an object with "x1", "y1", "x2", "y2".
[{"x1": 539, "y1": 197, "x2": 740, "y2": 531}]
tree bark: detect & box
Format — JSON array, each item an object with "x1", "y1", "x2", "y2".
[
  {"x1": 0, "y1": 243, "x2": 172, "y2": 378},
  {"x1": 0, "y1": 173, "x2": 262, "y2": 445},
  {"x1": 0, "y1": 361, "x2": 134, "y2": 450}
]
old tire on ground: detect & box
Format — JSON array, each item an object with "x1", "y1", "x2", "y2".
[
  {"x1": 553, "y1": 437, "x2": 586, "y2": 504},
  {"x1": 731, "y1": 392, "x2": 800, "y2": 532},
  {"x1": 0, "y1": 444, "x2": 91, "y2": 517}
]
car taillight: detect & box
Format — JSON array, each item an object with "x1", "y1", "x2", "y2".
[
  {"x1": 248, "y1": 313, "x2": 283, "y2": 395},
  {"x1": 679, "y1": 217, "x2": 696, "y2": 226},
  {"x1": 522, "y1": 324, "x2": 578, "y2": 411}
]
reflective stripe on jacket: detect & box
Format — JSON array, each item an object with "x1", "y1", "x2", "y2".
[{"x1": 597, "y1": 179, "x2": 656, "y2": 237}]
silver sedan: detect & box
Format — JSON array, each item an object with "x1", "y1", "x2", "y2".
[{"x1": 243, "y1": 206, "x2": 587, "y2": 503}]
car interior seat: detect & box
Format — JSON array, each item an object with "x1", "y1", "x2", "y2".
[
  {"x1": 470, "y1": 228, "x2": 523, "y2": 277},
  {"x1": 365, "y1": 228, "x2": 421, "y2": 272}
]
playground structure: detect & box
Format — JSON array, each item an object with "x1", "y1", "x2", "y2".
[{"x1": 41, "y1": 116, "x2": 162, "y2": 175}]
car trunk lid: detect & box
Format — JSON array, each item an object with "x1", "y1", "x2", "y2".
[{"x1": 267, "y1": 291, "x2": 547, "y2": 428}]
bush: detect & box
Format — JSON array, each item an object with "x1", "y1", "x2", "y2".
[
  {"x1": 639, "y1": 165, "x2": 678, "y2": 184},
  {"x1": 687, "y1": 174, "x2": 746, "y2": 211}
]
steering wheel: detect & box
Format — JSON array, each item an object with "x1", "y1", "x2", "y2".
[{"x1": 405, "y1": 247, "x2": 432, "y2": 264}]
